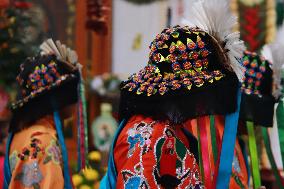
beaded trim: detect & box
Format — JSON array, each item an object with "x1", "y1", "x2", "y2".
[
  {"x1": 122, "y1": 26, "x2": 225, "y2": 96},
  {"x1": 241, "y1": 51, "x2": 271, "y2": 96}
]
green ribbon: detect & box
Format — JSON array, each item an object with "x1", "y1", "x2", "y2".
[
  {"x1": 247, "y1": 121, "x2": 261, "y2": 188},
  {"x1": 277, "y1": 100, "x2": 284, "y2": 169},
  {"x1": 210, "y1": 115, "x2": 218, "y2": 164},
  {"x1": 197, "y1": 125, "x2": 204, "y2": 183},
  {"x1": 262, "y1": 128, "x2": 284, "y2": 188}
]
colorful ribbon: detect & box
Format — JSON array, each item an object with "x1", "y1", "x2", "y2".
[
  {"x1": 3, "y1": 133, "x2": 13, "y2": 189},
  {"x1": 100, "y1": 120, "x2": 126, "y2": 189},
  {"x1": 80, "y1": 75, "x2": 89, "y2": 166},
  {"x1": 54, "y1": 111, "x2": 73, "y2": 189},
  {"x1": 77, "y1": 69, "x2": 88, "y2": 170},
  {"x1": 198, "y1": 116, "x2": 212, "y2": 189},
  {"x1": 216, "y1": 90, "x2": 241, "y2": 189},
  {"x1": 210, "y1": 115, "x2": 218, "y2": 164},
  {"x1": 247, "y1": 121, "x2": 261, "y2": 188},
  {"x1": 262, "y1": 128, "x2": 284, "y2": 188}
]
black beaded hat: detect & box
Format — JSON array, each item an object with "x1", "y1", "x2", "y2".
[
  {"x1": 239, "y1": 51, "x2": 275, "y2": 127},
  {"x1": 10, "y1": 40, "x2": 81, "y2": 131}
]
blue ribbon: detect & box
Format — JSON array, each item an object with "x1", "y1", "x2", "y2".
[
  {"x1": 100, "y1": 119, "x2": 126, "y2": 189},
  {"x1": 3, "y1": 133, "x2": 13, "y2": 189},
  {"x1": 216, "y1": 89, "x2": 241, "y2": 189},
  {"x1": 54, "y1": 111, "x2": 72, "y2": 189}
]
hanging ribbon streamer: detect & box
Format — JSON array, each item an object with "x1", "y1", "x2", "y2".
[
  {"x1": 216, "y1": 90, "x2": 241, "y2": 189},
  {"x1": 238, "y1": 137, "x2": 250, "y2": 185},
  {"x1": 210, "y1": 115, "x2": 218, "y2": 164},
  {"x1": 198, "y1": 116, "x2": 212, "y2": 189},
  {"x1": 77, "y1": 68, "x2": 88, "y2": 170},
  {"x1": 276, "y1": 100, "x2": 284, "y2": 169},
  {"x1": 100, "y1": 120, "x2": 126, "y2": 189},
  {"x1": 3, "y1": 133, "x2": 13, "y2": 189},
  {"x1": 262, "y1": 128, "x2": 284, "y2": 188},
  {"x1": 54, "y1": 111, "x2": 73, "y2": 189},
  {"x1": 79, "y1": 72, "x2": 89, "y2": 166},
  {"x1": 246, "y1": 121, "x2": 261, "y2": 188},
  {"x1": 77, "y1": 100, "x2": 82, "y2": 171},
  {"x1": 197, "y1": 125, "x2": 204, "y2": 183}
]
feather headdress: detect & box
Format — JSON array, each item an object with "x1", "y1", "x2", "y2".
[
  {"x1": 262, "y1": 24, "x2": 284, "y2": 99},
  {"x1": 181, "y1": 0, "x2": 245, "y2": 81}
]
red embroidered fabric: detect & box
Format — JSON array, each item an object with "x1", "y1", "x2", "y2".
[
  {"x1": 114, "y1": 115, "x2": 249, "y2": 189},
  {"x1": 114, "y1": 115, "x2": 202, "y2": 188}
]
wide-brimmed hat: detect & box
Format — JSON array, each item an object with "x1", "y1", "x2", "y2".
[
  {"x1": 119, "y1": 25, "x2": 245, "y2": 123},
  {"x1": 240, "y1": 51, "x2": 275, "y2": 127},
  {"x1": 10, "y1": 40, "x2": 80, "y2": 131}
]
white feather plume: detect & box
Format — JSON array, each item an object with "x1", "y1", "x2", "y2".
[
  {"x1": 40, "y1": 38, "x2": 79, "y2": 66},
  {"x1": 181, "y1": 0, "x2": 245, "y2": 81},
  {"x1": 262, "y1": 24, "x2": 284, "y2": 99}
]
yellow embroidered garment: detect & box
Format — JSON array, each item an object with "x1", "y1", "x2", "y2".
[{"x1": 8, "y1": 116, "x2": 64, "y2": 189}]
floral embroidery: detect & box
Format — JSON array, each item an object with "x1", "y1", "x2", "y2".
[
  {"x1": 9, "y1": 151, "x2": 19, "y2": 172},
  {"x1": 15, "y1": 161, "x2": 43, "y2": 189},
  {"x1": 127, "y1": 121, "x2": 155, "y2": 158},
  {"x1": 18, "y1": 138, "x2": 45, "y2": 161},
  {"x1": 44, "y1": 140, "x2": 62, "y2": 165},
  {"x1": 122, "y1": 164, "x2": 149, "y2": 189}
]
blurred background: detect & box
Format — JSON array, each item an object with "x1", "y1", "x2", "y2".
[{"x1": 0, "y1": 0, "x2": 284, "y2": 188}]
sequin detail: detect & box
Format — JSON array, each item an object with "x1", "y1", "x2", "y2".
[
  {"x1": 17, "y1": 138, "x2": 45, "y2": 161},
  {"x1": 122, "y1": 26, "x2": 225, "y2": 96},
  {"x1": 12, "y1": 59, "x2": 76, "y2": 110},
  {"x1": 15, "y1": 161, "x2": 43, "y2": 188},
  {"x1": 241, "y1": 51, "x2": 271, "y2": 96},
  {"x1": 9, "y1": 151, "x2": 19, "y2": 172},
  {"x1": 127, "y1": 121, "x2": 155, "y2": 158},
  {"x1": 44, "y1": 140, "x2": 62, "y2": 165},
  {"x1": 153, "y1": 127, "x2": 203, "y2": 188},
  {"x1": 122, "y1": 164, "x2": 149, "y2": 189}
]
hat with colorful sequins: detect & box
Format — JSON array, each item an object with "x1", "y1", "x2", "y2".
[
  {"x1": 119, "y1": 25, "x2": 245, "y2": 123},
  {"x1": 10, "y1": 40, "x2": 81, "y2": 130},
  {"x1": 239, "y1": 51, "x2": 275, "y2": 127}
]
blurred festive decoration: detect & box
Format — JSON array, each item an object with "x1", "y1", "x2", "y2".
[
  {"x1": 91, "y1": 103, "x2": 117, "y2": 152},
  {"x1": 276, "y1": 0, "x2": 284, "y2": 26},
  {"x1": 0, "y1": 0, "x2": 9, "y2": 8},
  {"x1": 0, "y1": 87, "x2": 9, "y2": 119},
  {"x1": 86, "y1": 0, "x2": 110, "y2": 35},
  {"x1": 66, "y1": 0, "x2": 76, "y2": 47},
  {"x1": 132, "y1": 33, "x2": 142, "y2": 50},
  {"x1": 72, "y1": 151, "x2": 105, "y2": 189},
  {"x1": 90, "y1": 73, "x2": 121, "y2": 97},
  {"x1": 0, "y1": 0, "x2": 45, "y2": 88},
  {"x1": 124, "y1": 0, "x2": 166, "y2": 4},
  {"x1": 231, "y1": 0, "x2": 276, "y2": 52}
]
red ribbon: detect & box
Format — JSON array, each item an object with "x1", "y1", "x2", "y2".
[{"x1": 198, "y1": 116, "x2": 213, "y2": 189}]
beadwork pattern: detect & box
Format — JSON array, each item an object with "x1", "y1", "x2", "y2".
[
  {"x1": 11, "y1": 59, "x2": 76, "y2": 110},
  {"x1": 241, "y1": 51, "x2": 271, "y2": 96},
  {"x1": 122, "y1": 26, "x2": 225, "y2": 96}
]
